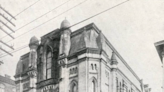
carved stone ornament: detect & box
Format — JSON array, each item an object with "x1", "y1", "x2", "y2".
[{"x1": 41, "y1": 84, "x2": 59, "y2": 92}]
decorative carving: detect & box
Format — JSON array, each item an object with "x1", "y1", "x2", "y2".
[
  {"x1": 27, "y1": 70, "x2": 37, "y2": 77},
  {"x1": 69, "y1": 67, "x2": 78, "y2": 75},
  {"x1": 41, "y1": 84, "x2": 59, "y2": 92}
]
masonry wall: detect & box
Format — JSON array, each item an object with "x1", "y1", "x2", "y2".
[
  {"x1": 78, "y1": 58, "x2": 87, "y2": 92},
  {"x1": 116, "y1": 56, "x2": 141, "y2": 91}
]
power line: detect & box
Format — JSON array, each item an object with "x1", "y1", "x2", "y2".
[
  {"x1": 0, "y1": 44, "x2": 28, "y2": 57},
  {"x1": 0, "y1": 27, "x2": 14, "y2": 39},
  {"x1": 69, "y1": 0, "x2": 129, "y2": 28},
  {"x1": 0, "y1": 40, "x2": 14, "y2": 50},
  {"x1": 5, "y1": 0, "x2": 88, "y2": 43},
  {"x1": 0, "y1": 20, "x2": 15, "y2": 33},
  {"x1": 0, "y1": 5, "x2": 16, "y2": 56},
  {"x1": 14, "y1": 0, "x2": 41, "y2": 18},
  {"x1": 0, "y1": 47, "x2": 13, "y2": 56},
  {"x1": 0, "y1": 5, "x2": 16, "y2": 20},
  {"x1": 0, "y1": 13, "x2": 15, "y2": 26},
  {"x1": 0, "y1": 0, "x2": 129, "y2": 58},
  {"x1": 1, "y1": 0, "x2": 41, "y2": 22},
  {"x1": 0, "y1": 0, "x2": 88, "y2": 57},
  {"x1": 0, "y1": 0, "x2": 41, "y2": 31},
  {"x1": 0, "y1": 0, "x2": 71, "y2": 40}
]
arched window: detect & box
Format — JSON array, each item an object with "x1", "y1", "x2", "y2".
[
  {"x1": 91, "y1": 80, "x2": 96, "y2": 92},
  {"x1": 94, "y1": 64, "x2": 97, "y2": 70},
  {"x1": 39, "y1": 47, "x2": 43, "y2": 63},
  {"x1": 73, "y1": 68, "x2": 75, "y2": 74},
  {"x1": 70, "y1": 81, "x2": 78, "y2": 92},
  {"x1": 0, "y1": 84, "x2": 5, "y2": 92},
  {"x1": 89, "y1": 77, "x2": 97, "y2": 92},
  {"x1": 91, "y1": 64, "x2": 93, "y2": 70},
  {"x1": 46, "y1": 50, "x2": 52, "y2": 79},
  {"x1": 72, "y1": 83, "x2": 77, "y2": 92},
  {"x1": 75, "y1": 67, "x2": 78, "y2": 73},
  {"x1": 70, "y1": 69, "x2": 72, "y2": 74}
]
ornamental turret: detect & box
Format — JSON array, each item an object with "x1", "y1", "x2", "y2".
[
  {"x1": 29, "y1": 36, "x2": 39, "y2": 69},
  {"x1": 28, "y1": 36, "x2": 39, "y2": 91},
  {"x1": 111, "y1": 51, "x2": 118, "y2": 67},
  {"x1": 58, "y1": 19, "x2": 71, "y2": 65},
  {"x1": 58, "y1": 19, "x2": 71, "y2": 92}
]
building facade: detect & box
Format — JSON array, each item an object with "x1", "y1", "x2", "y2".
[
  {"x1": 155, "y1": 40, "x2": 164, "y2": 92},
  {"x1": 15, "y1": 20, "x2": 149, "y2": 92},
  {"x1": 0, "y1": 74, "x2": 16, "y2": 92}
]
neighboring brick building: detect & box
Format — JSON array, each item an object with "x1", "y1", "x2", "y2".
[
  {"x1": 14, "y1": 20, "x2": 150, "y2": 92},
  {"x1": 0, "y1": 74, "x2": 16, "y2": 92}
]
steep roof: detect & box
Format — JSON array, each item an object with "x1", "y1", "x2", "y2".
[
  {"x1": 69, "y1": 23, "x2": 100, "y2": 55},
  {"x1": 15, "y1": 52, "x2": 29, "y2": 77}
]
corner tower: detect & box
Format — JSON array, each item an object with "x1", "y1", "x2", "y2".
[
  {"x1": 58, "y1": 19, "x2": 71, "y2": 92},
  {"x1": 28, "y1": 36, "x2": 39, "y2": 92}
]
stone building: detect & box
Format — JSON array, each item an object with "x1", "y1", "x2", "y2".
[
  {"x1": 0, "y1": 74, "x2": 16, "y2": 92},
  {"x1": 155, "y1": 40, "x2": 164, "y2": 92},
  {"x1": 15, "y1": 20, "x2": 149, "y2": 92}
]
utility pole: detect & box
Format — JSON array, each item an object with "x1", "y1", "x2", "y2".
[{"x1": 0, "y1": 5, "x2": 16, "y2": 57}]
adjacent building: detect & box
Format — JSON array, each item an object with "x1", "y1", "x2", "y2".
[
  {"x1": 155, "y1": 40, "x2": 164, "y2": 92},
  {"x1": 0, "y1": 74, "x2": 16, "y2": 92},
  {"x1": 15, "y1": 20, "x2": 149, "y2": 92}
]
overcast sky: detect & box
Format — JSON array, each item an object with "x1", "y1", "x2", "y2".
[{"x1": 0, "y1": 0, "x2": 164, "y2": 92}]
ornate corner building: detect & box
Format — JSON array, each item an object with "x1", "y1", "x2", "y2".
[{"x1": 14, "y1": 20, "x2": 150, "y2": 92}]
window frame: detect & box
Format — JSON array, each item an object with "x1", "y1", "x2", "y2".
[{"x1": 46, "y1": 47, "x2": 52, "y2": 79}]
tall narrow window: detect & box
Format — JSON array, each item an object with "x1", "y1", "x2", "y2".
[
  {"x1": 72, "y1": 83, "x2": 77, "y2": 92},
  {"x1": 92, "y1": 80, "x2": 96, "y2": 92},
  {"x1": 116, "y1": 78, "x2": 118, "y2": 92},
  {"x1": 120, "y1": 82, "x2": 121, "y2": 92},
  {"x1": 91, "y1": 64, "x2": 93, "y2": 70},
  {"x1": 95, "y1": 64, "x2": 97, "y2": 70},
  {"x1": 46, "y1": 50, "x2": 52, "y2": 79}
]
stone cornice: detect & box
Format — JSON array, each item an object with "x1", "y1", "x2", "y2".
[
  {"x1": 104, "y1": 37, "x2": 141, "y2": 82},
  {"x1": 83, "y1": 23, "x2": 141, "y2": 82},
  {"x1": 117, "y1": 69, "x2": 141, "y2": 92}
]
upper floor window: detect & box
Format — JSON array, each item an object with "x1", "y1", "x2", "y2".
[
  {"x1": 72, "y1": 83, "x2": 77, "y2": 92},
  {"x1": 46, "y1": 50, "x2": 52, "y2": 79},
  {"x1": 70, "y1": 81, "x2": 78, "y2": 92},
  {"x1": 91, "y1": 64, "x2": 94, "y2": 70},
  {"x1": 91, "y1": 80, "x2": 96, "y2": 92}
]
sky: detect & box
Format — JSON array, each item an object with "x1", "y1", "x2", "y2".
[{"x1": 0, "y1": 0, "x2": 164, "y2": 92}]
